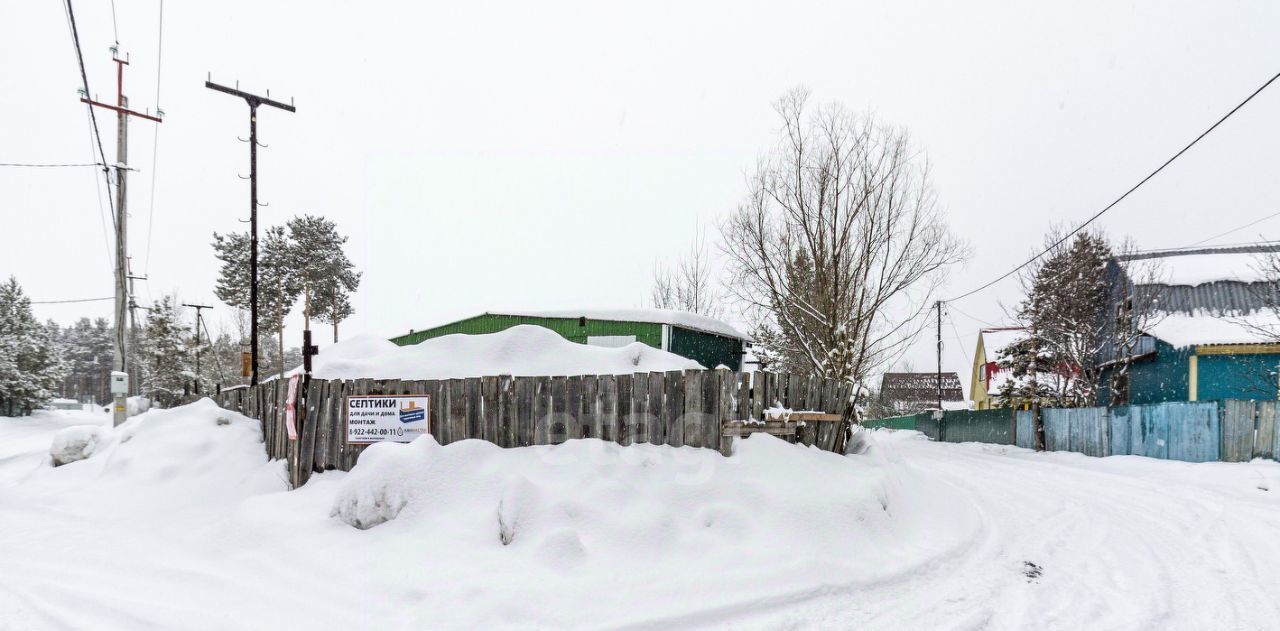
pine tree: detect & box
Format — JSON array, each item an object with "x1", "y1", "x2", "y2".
[
  {"x1": 212, "y1": 226, "x2": 302, "y2": 379},
  {"x1": 0, "y1": 277, "x2": 67, "y2": 415},
  {"x1": 287, "y1": 214, "x2": 360, "y2": 343},
  {"x1": 138, "y1": 296, "x2": 193, "y2": 407}
]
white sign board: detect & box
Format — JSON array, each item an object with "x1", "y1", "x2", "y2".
[{"x1": 345, "y1": 395, "x2": 430, "y2": 444}]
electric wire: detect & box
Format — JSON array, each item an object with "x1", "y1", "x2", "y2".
[
  {"x1": 946, "y1": 67, "x2": 1280, "y2": 304},
  {"x1": 31, "y1": 296, "x2": 114, "y2": 305},
  {"x1": 143, "y1": 0, "x2": 164, "y2": 275},
  {"x1": 63, "y1": 0, "x2": 117, "y2": 225},
  {"x1": 0, "y1": 162, "x2": 106, "y2": 168},
  {"x1": 1184, "y1": 210, "x2": 1280, "y2": 249}
]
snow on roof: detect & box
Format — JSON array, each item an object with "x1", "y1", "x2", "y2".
[
  {"x1": 978, "y1": 328, "x2": 1025, "y2": 360},
  {"x1": 304, "y1": 325, "x2": 703, "y2": 380},
  {"x1": 1144, "y1": 312, "x2": 1276, "y2": 349},
  {"x1": 489, "y1": 308, "x2": 752, "y2": 341},
  {"x1": 1148, "y1": 251, "x2": 1270, "y2": 287}
]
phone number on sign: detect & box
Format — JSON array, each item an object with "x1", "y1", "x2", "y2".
[{"x1": 349, "y1": 427, "x2": 406, "y2": 437}]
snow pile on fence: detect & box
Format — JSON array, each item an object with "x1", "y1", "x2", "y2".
[{"x1": 304, "y1": 324, "x2": 703, "y2": 380}]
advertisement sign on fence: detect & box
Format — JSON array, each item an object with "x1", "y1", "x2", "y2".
[{"x1": 345, "y1": 395, "x2": 431, "y2": 444}]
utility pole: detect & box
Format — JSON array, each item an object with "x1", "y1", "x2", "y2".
[
  {"x1": 80, "y1": 47, "x2": 162, "y2": 425},
  {"x1": 126, "y1": 257, "x2": 147, "y2": 394},
  {"x1": 205, "y1": 76, "x2": 295, "y2": 387},
  {"x1": 183, "y1": 304, "x2": 213, "y2": 394},
  {"x1": 936, "y1": 300, "x2": 944, "y2": 411}
]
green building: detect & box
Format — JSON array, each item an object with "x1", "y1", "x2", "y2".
[{"x1": 390, "y1": 309, "x2": 753, "y2": 370}]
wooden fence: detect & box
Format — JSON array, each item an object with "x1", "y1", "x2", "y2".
[
  {"x1": 210, "y1": 370, "x2": 857, "y2": 488},
  {"x1": 866, "y1": 400, "x2": 1280, "y2": 464}
]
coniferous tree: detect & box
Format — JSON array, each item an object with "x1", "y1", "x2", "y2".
[
  {"x1": 138, "y1": 296, "x2": 193, "y2": 407},
  {"x1": 0, "y1": 277, "x2": 67, "y2": 415},
  {"x1": 212, "y1": 226, "x2": 302, "y2": 379},
  {"x1": 286, "y1": 215, "x2": 360, "y2": 343},
  {"x1": 997, "y1": 231, "x2": 1112, "y2": 408}
]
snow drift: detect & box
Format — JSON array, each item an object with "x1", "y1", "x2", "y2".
[
  {"x1": 1, "y1": 401, "x2": 978, "y2": 629},
  {"x1": 301, "y1": 324, "x2": 704, "y2": 380}
]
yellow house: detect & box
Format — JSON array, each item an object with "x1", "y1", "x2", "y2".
[{"x1": 970, "y1": 327, "x2": 1027, "y2": 410}]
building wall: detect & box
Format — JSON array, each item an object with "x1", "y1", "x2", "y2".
[
  {"x1": 1098, "y1": 340, "x2": 1280, "y2": 404},
  {"x1": 1196, "y1": 353, "x2": 1279, "y2": 401},
  {"x1": 669, "y1": 327, "x2": 744, "y2": 371}
]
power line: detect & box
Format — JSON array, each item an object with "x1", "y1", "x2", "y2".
[
  {"x1": 83, "y1": 108, "x2": 115, "y2": 268},
  {"x1": 144, "y1": 0, "x2": 165, "y2": 275},
  {"x1": 948, "y1": 303, "x2": 998, "y2": 328},
  {"x1": 0, "y1": 162, "x2": 106, "y2": 168},
  {"x1": 1184, "y1": 210, "x2": 1280, "y2": 249},
  {"x1": 947, "y1": 67, "x2": 1280, "y2": 303},
  {"x1": 109, "y1": 0, "x2": 119, "y2": 44},
  {"x1": 31, "y1": 296, "x2": 114, "y2": 305},
  {"x1": 62, "y1": 0, "x2": 116, "y2": 225}
]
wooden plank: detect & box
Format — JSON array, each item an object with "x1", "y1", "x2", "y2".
[
  {"x1": 722, "y1": 420, "x2": 797, "y2": 437},
  {"x1": 751, "y1": 372, "x2": 766, "y2": 422},
  {"x1": 682, "y1": 370, "x2": 703, "y2": 448},
  {"x1": 665, "y1": 370, "x2": 686, "y2": 448},
  {"x1": 481, "y1": 376, "x2": 499, "y2": 444},
  {"x1": 628, "y1": 373, "x2": 648, "y2": 446},
  {"x1": 615, "y1": 374, "x2": 633, "y2": 446},
  {"x1": 464, "y1": 377, "x2": 481, "y2": 441},
  {"x1": 516, "y1": 376, "x2": 536, "y2": 447},
  {"x1": 533, "y1": 376, "x2": 552, "y2": 445},
  {"x1": 298, "y1": 378, "x2": 319, "y2": 484},
  {"x1": 648, "y1": 372, "x2": 665, "y2": 446},
  {"x1": 566, "y1": 375, "x2": 584, "y2": 440},
  {"x1": 448, "y1": 379, "x2": 467, "y2": 445},
  {"x1": 598, "y1": 374, "x2": 617, "y2": 443},
  {"x1": 1222, "y1": 400, "x2": 1256, "y2": 463},
  {"x1": 736, "y1": 372, "x2": 751, "y2": 421},
  {"x1": 580, "y1": 375, "x2": 599, "y2": 440},
  {"x1": 1257, "y1": 401, "x2": 1277, "y2": 461},
  {"x1": 496, "y1": 376, "x2": 514, "y2": 448}
]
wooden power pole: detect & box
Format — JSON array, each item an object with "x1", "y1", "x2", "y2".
[
  {"x1": 205, "y1": 77, "x2": 295, "y2": 387},
  {"x1": 182, "y1": 303, "x2": 213, "y2": 394},
  {"x1": 79, "y1": 47, "x2": 162, "y2": 423}
]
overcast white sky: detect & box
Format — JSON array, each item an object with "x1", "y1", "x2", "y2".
[{"x1": 4, "y1": 0, "x2": 1280, "y2": 392}]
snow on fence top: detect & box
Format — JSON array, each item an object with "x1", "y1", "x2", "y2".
[
  {"x1": 304, "y1": 325, "x2": 703, "y2": 380},
  {"x1": 490, "y1": 308, "x2": 752, "y2": 341}
]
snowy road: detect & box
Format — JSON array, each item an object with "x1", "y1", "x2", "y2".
[
  {"x1": 2, "y1": 409, "x2": 1279, "y2": 630},
  {"x1": 702, "y1": 433, "x2": 1280, "y2": 631}
]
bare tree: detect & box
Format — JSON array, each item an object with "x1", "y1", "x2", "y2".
[
  {"x1": 650, "y1": 228, "x2": 723, "y2": 318},
  {"x1": 721, "y1": 88, "x2": 967, "y2": 386}
]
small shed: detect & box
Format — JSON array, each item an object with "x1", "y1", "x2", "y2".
[{"x1": 390, "y1": 309, "x2": 753, "y2": 371}]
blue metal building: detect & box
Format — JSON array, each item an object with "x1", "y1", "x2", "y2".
[{"x1": 1097, "y1": 245, "x2": 1280, "y2": 405}]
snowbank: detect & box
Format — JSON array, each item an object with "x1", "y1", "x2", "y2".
[
  {"x1": 0, "y1": 400, "x2": 977, "y2": 629},
  {"x1": 49, "y1": 425, "x2": 106, "y2": 466},
  {"x1": 303, "y1": 324, "x2": 703, "y2": 380},
  {"x1": 491, "y1": 308, "x2": 752, "y2": 340},
  {"x1": 318, "y1": 432, "x2": 979, "y2": 627}
]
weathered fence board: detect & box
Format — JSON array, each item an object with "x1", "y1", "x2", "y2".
[
  {"x1": 1221, "y1": 400, "x2": 1256, "y2": 463},
  {"x1": 1259, "y1": 401, "x2": 1278, "y2": 461}
]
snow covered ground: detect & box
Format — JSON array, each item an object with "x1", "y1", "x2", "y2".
[{"x1": 1, "y1": 404, "x2": 1278, "y2": 630}]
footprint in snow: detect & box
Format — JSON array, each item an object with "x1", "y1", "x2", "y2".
[{"x1": 1023, "y1": 561, "x2": 1043, "y2": 582}]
